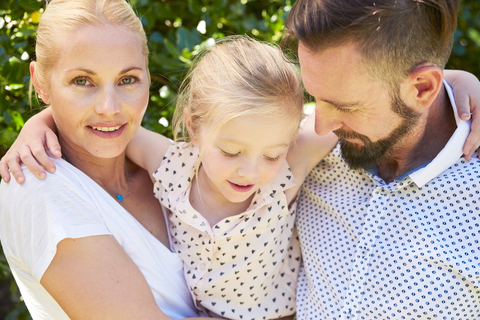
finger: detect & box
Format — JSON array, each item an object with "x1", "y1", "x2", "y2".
[
  {"x1": 45, "y1": 131, "x2": 62, "y2": 158},
  {"x1": 30, "y1": 142, "x2": 57, "y2": 174},
  {"x1": 462, "y1": 126, "x2": 480, "y2": 161},
  {"x1": 4, "y1": 151, "x2": 26, "y2": 184},
  {"x1": 0, "y1": 158, "x2": 12, "y2": 183},
  {"x1": 455, "y1": 93, "x2": 472, "y2": 121},
  {"x1": 19, "y1": 146, "x2": 48, "y2": 180}
]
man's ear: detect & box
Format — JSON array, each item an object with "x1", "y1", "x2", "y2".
[
  {"x1": 30, "y1": 62, "x2": 50, "y2": 104},
  {"x1": 399, "y1": 65, "x2": 443, "y2": 111},
  {"x1": 184, "y1": 107, "x2": 198, "y2": 144}
]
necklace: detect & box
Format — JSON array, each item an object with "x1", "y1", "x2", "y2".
[{"x1": 61, "y1": 154, "x2": 130, "y2": 202}]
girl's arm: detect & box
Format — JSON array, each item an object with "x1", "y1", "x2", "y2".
[
  {"x1": 0, "y1": 108, "x2": 171, "y2": 184},
  {"x1": 2, "y1": 70, "x2": 480, "y2": 183},
  {"x1": 126, "y1": 126, "x2": 172, "y2": 181},
  {"x1": 444, "y1": 69, "x2": 480, "y2": 160},
  {"x1": 285, "y1": 112, "x2": 338, "y2": 203},
  {"x1": 0, "y1": 107, "x2": 61, "y2": 183},
  {"x1": 40, "y1": 235, "x2": 212, "y2": 320}
]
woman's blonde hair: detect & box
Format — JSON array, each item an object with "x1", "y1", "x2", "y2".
[
  {"x1": 30, "y1": 0, "x2": 148, "y2": 102},
  {"x1": 173, "y1": 35, "x2": 305, "y2": 143}
]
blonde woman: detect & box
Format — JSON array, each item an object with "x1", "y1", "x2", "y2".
[{"x1": 0, "y1": 0, "x2": 207, "y2": 319}]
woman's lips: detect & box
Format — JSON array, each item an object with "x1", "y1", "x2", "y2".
[
  {"x1": 87, "y1": 124, "x2": 126, "y2": 139},
  {"x1": 228, "y1": 181, "x2": 255, "y2": 193}
]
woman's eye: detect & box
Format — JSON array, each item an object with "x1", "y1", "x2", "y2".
[
  {"x1": 120, "y1": 76, "x2": 139, "y2": 85},
  {"x1": 73, "y1": 77, "x2": 90, "y2": 86}
]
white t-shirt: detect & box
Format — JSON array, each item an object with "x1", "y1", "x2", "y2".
[{"x1": 0, "y1": 156, "x2": 199, "y2": 320}]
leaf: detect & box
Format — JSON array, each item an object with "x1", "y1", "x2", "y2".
[
  {"x1": 18, "y1": 0, "x2": 41, "y2": 11},
  {"x1": 0, "y1": 129, "x2": 19, "y2": 148},
  {"x1": 163, "y1": 38, "x2": 181, "y2": 58},
  {"x1": 149, "y1": 31, "x2": 163, "y2": 43}
]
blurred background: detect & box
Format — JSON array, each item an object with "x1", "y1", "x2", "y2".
[{"x1": 1, "y1": 0, "x2": 479, "y2": 318}]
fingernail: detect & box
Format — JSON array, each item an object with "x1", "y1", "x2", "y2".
[
  {"x1": 17, "y1": 177, "x2": 24, "y2": 183},
  {"x1": 461, "y1": 113, "x2": 470, "y2": 119},
  {"x1": 39, "y1": 172, "x2": 46, "y2": 179}
]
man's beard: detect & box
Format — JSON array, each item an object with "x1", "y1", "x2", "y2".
[{"x1": 335, "y1": 93, "x2": 421, "y2": 170}]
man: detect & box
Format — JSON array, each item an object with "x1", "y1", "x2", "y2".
[{"x1": 283, "y1": 0, "x2": 480, "y2": 319}]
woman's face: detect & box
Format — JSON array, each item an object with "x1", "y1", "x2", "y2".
[{"x1": 35, "y1": 23, "x2": 150, "y2": 159}]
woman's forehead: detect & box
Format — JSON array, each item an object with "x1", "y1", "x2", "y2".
[{"x1": 52, "y1": 24, "x2": 147, "y2": 72}]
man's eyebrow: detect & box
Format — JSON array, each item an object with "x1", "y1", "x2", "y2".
[{"x1": 321, "y1": 99, "x2": 360, "y2": 109}]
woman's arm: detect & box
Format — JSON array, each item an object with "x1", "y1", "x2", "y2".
[{"x1": 41, "y1": 235, "x2": 212, "y2": 320}]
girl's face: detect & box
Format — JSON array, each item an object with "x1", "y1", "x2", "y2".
[
  {"x1": 34, "y1": 23, "x2": 150, "y2": 160},
  {"x1": 196, "y1": 114, "x2": 297, "y2": 205}
]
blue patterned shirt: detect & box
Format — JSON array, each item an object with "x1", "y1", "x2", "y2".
[{"x1": 295, "y1": 83, "x2": 480, "y2": 320}]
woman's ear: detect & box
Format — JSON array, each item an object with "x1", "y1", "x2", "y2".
[
  {"x1": 184, "y1": 107, "x2": 198, "y2": 144},
  {"x1": 30, "y1": 62, "x2": 50, "y2": 104}
]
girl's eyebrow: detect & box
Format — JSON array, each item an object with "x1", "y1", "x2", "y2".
[{"x1": 218, "y1": 137, "x2": 290, "y2": 149}]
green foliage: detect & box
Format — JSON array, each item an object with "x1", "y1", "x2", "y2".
[
  {"x1": 448, "y1": 0, "x2": 480, "y2": 76},
  {"x1": 0, "y1": 0, "x2": 479, "y2": 318}
]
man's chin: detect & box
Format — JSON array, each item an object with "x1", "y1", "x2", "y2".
[{"x1": 339, "y1": 139, "x2": 385, "y2": 170}]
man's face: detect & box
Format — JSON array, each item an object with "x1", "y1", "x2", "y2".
[{"x1": 298, "y1": 42, "x2": 420, "y2": 170}]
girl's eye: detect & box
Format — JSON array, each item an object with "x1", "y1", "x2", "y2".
[
  {"x1": 265, "y1": 155, "x2": 281, "y2": 162},
  {"x1": 220, "y1": 149, "x2": 239, "y2": 157},
  {"x1": 73, "y1": 77, "x2": 91, "y2": 86},
  {"x1": 120, "y1": 76, "x2": 139, "y2": 85}
]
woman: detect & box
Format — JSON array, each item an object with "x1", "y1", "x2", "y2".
[{"x1": 0, "y1": 0, "x2": 208, "y2": 319}]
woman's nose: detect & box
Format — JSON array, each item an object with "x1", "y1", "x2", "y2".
[{"x1": 95, "y1": 87, "x2": 121, "y2": 116}]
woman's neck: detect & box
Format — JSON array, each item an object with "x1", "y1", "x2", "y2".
[{"x1": 59, "y1": 137, "x2": 130, "y2": 199}]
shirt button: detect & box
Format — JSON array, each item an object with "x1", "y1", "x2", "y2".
[{"x1": 199, "y1": 263, "x2": 207, "y2": 271}]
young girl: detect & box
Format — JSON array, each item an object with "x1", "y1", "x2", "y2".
[
  {"x1": 126, "y1": 36, "x2": 336, "y2": 319},
  {"x1": 2, "y1": 36, "x2": 480, "y2": 319}
]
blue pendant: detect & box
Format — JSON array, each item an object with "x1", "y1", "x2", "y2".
[{"x1": 117, "y1": 194, "x2": 124, "y2": 202}]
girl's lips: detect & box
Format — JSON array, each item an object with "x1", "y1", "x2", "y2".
[
  {"x1": 228, "y1": 181, "x2": 255, "y2": 193},
  {"x1": 87, "y1": 124, "x2": 126, "y2": 139}
]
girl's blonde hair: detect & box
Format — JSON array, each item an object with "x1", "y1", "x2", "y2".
[
  {"x1": 30, "y1": 0, "x2": 148, "y2": 102},
  {"x1": 173, "y1": 35, "x2": 305, "y2": 143}
]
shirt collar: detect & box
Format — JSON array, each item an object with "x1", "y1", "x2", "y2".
[{"x1": 408, "y1": 80, "x2": 471, "y2": 187}]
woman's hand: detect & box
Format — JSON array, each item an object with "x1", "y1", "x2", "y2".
[
  {"x1": 444, "y1": 70, "x2": 480, "y2": 161},
  {"x1": 0, "y1": 107, "x2": 60, "y2": 183}
]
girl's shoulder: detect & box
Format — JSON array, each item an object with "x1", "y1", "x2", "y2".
[{"x1": 153, "y1": 142, "x2": 200, "y2": 197}]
